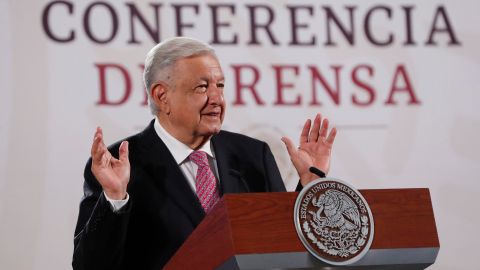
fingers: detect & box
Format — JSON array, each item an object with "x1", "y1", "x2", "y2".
[
  {"x1": 119, "y1": 141, "x2": 129, "y2": 163},
  {"x1": 319, "y1": 118, "x2": 329, "y2": 138},
  {"x1": 281, "y1": 136, "x2": 296, "y2": 157},
  {"x1": 301, "y1": 114, "x2": 335, "y2": 144},
  {"x1": 91, "y1": 127, "x2": 106, "y2": 162},
  {"x1": 93, "y1": 126, "x2": 102, "y2": 144},
  {"x1": 309, "y1": 114, "x2": 321, "y2": 142},
  {"x1": 326, "y1": 127, "x2": 337, "y2": 145},
  {"x1": 300, "y1": 119, "x2": 311, "y2": 144}
]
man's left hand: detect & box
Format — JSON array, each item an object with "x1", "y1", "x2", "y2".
[{"x1": 282, "y1": 114, "x2": 337, "y2": 187}]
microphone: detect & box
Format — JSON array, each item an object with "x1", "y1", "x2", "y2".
[{"x1": 309, "y1": 167, "x2": 326, "y2": 178}]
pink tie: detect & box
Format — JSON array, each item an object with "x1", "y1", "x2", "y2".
[{"x1": 189, "y1": 151, "x2": 220, "y2": 213}]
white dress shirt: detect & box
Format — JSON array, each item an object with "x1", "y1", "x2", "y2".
[{"x1": 105, "y1": 118, "x2": 220, "y2": 211}]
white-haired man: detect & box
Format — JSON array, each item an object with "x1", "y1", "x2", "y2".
[{"x1": 73, "y1": 37, "x2": 336, "y2": 270}]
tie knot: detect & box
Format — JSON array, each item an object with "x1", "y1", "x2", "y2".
[{"x1": 190, "y1": 151, "x2": 209, "y2": 168}]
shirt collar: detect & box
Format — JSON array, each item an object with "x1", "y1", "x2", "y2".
[{"x1": 153, "y1": 118, "x2": 215, "y2": 165}]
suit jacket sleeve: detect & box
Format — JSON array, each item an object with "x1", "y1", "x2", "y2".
[{"x1": 72, "y1": 158, "x2": 131, "y2": 270}]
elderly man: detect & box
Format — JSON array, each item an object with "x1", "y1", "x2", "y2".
[{"x1": 73, "y1": 37, "x2": 336, "y2": 270}]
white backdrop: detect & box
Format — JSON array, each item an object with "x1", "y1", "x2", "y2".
[{"x1": 1, "y1": 0, "x2": 479, "y2": 269}]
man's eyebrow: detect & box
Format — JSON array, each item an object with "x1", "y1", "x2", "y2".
[{"x1": 198, "y1": 76, "x2": 225, "y2": 82}]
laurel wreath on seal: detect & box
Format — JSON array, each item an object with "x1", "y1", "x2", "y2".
[{"x1": 302, "y1": 215, "x2": 369, "y2": 257}]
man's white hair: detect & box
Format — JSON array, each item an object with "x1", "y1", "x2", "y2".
[{"x1": 143, "y1": 37, "x2": 216, "y2": 115}]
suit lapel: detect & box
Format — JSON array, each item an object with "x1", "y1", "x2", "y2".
[{"x1": 138, "y1": 121, "x2": 205, "y2": 225}]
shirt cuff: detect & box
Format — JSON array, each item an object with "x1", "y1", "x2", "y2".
[{"x1": 104, "y1": 192, "x2": 129, "y2": 212}]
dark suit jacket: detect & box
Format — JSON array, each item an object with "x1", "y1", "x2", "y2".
[{"x1": 72, "y1": 120, "x2": 286, "y2": 270}]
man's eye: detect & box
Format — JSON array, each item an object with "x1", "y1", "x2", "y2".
[
  {"x1": 217, "y1": 83, "x2": 225, "y2": 88},
  {"x1": 195, "y1": 85, "x2": 208, "y2": 93}
]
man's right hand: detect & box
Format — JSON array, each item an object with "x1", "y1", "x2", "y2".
[{"x1": 91, "y1": 127, "x2": 130, "y2": 200}]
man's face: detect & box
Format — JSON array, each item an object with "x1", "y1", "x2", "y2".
[{"x1": 164, "y1": 54, "x2": 225, "y2": 144}]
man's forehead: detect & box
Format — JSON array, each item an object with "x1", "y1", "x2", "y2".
[
  {"x1": 175, "y1": 55, "x2": 224, "y2": 79},
  {"x1": 194, "y1": 71, "x2": 225, "y2": 84}
]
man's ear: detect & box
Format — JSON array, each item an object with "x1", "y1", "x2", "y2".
[{"x1": 151, "y1": 82, "x2": 170, "y2": 114}]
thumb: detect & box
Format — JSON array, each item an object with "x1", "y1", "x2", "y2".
[
  {"x1": 281, "y1": 136, "x2": 296, "y2": 157},
  {"x1": 119, "y1": 141, "x2": 129, "y2": 163}
]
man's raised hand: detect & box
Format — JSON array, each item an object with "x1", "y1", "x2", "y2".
[
  {"x1": 282, "y1": 114, "x2": 337, "y2": 187},
  {"x1": 90, "y1": 127, "x2": 130, "y2": 200}
]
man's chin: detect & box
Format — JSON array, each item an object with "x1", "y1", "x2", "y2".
[
  {"x1": 196, "y1": 124, "x2": 222, "y2": 138},
  {"x1": 209, "y1": 125, "x2": 222, "y2": 135}
]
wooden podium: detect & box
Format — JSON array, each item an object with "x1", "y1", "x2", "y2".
[{"x1": 164, "y1": 189, "x2": 439, "y2": 270}]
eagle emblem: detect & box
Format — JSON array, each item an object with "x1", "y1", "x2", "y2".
[
  {"x1": 310, "y1": 189, "x2": 361, "y2": 231},
  {"x1": 294, "y1": 178, "x2": 374, "y2": 265}
]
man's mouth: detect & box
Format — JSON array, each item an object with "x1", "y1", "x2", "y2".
[{"x1": 203, "y1": 111, "x2": 221, "y2": 117}]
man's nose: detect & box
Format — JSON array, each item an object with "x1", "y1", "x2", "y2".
[{"x1": 207, "y1": 85, "x2": 223, "y2": 104}]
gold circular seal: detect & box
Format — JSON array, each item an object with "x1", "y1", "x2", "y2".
[{"x1": 294, "y1": 178, "x2": 374, "y2": 265}]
